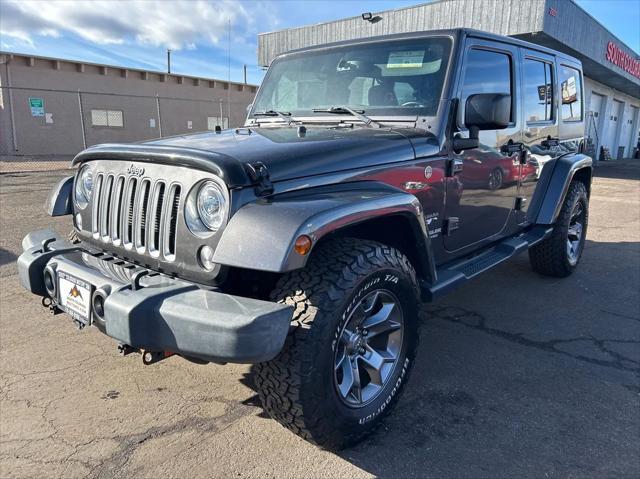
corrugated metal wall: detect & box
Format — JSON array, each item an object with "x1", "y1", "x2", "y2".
[{"x1": 258, "y1": 0, "x2": 546, "y2": 65}]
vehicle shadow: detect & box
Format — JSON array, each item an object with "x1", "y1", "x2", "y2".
[
  {"x1": 0, "y1": 247, "x2": 17, "y2": 267},
  {"x1": 242, "y1": 239, "x2": 639, "y2": 478}
]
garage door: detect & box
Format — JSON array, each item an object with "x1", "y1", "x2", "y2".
[
  {"x1": 603, "y1": 99, "x2": 623, "y2": 155},
  {"x1": 588, "y1": 92, "x2": 605, "y2": 149},
  {"x1": 619, "y1": 105, "x2": 638, "y2": 157}
]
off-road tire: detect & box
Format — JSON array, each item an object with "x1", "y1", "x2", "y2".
[
  {"x1": 255, "y1": 238, "x2": 420, "y2": 449},
  {"x1": 529, "y1": 180, "x2": 589, "y2": 277}
]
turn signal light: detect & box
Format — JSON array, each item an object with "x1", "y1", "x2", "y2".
[{"x1": 294, "y1": 235, "x2": 312, "y2": 255}]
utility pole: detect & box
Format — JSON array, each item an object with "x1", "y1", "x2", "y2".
[
  {"x1": 227, "y1": 18, "x2": 231, "y2": 124},
  {"x1": 167, "y1": 49, "x2": 171, "y2": 74},
  {"x1": 243, "y1": 65, "x2": 247, "y2": 84}
]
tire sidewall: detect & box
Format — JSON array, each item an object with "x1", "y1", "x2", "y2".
[
  {"x1": 301, "y1": 265, "x2": 419, "y2": 438},
  {"x1": 561, "y1": 185, "x2": 589, "y2": 269}
]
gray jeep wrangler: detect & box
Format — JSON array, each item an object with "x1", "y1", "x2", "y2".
[{"x1": 19, "y1": 29, "x2": 592, "y2": 449}]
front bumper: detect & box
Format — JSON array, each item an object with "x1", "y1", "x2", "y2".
[{"x1": 18, "y1": 229, "x2": 292, "y2": 363}]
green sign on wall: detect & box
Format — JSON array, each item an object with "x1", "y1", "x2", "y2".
[{"x1": 29, "y1": 97, "x2": 44, "y2": 117}]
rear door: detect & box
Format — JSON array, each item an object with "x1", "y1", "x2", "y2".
[
  {"x1": 444, "y1": 39, "x2": 522, "y2": 252},
  {"x1": 518, "y1": 49, "x2": 558, "y2": 222}
]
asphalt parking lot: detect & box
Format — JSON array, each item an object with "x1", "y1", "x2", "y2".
[{"x1": 1, "y1": 161, "x2": 638, "y2": 478}]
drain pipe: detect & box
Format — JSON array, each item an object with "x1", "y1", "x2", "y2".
[{"x1": 0, "y1": 54, "x2": 18, "y2": 152}]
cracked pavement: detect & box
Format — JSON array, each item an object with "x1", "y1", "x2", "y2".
[{"x1": 1, "y1": 161, "x2": 638, "y2": 478}]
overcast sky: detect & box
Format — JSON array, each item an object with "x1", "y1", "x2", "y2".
[{"x1": 1, "y1": 0, "x2": 638, "y2": 85}]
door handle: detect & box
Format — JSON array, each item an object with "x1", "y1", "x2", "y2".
[{"x1": 448, "y1": 158, "x2": 463, "y2": 176}]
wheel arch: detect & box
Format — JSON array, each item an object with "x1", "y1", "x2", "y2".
[
  {"x1": 213, "y1": 182, "x2": 437, "y2": 284},
  {"x1": 313, "y1": 213, "x2": 435, "y2": 283},
  {"x1": 527, "y1": 152, "x2": 593, "y2": 225}
]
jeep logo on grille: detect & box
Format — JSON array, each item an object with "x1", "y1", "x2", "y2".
[{"x1": 127, "y1": 164, "x2": 145, "y2": 177}]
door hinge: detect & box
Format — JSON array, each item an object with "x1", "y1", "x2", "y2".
[
  {"x1": 446, "y1": 158, "x2": 464, "y2": 177},
  {"x1": 443, "y1": 217, "x2": 460, "y2": 236},
  {"x1": 515, "y1": 196, "x2": 527, "y2": 210},
  {"x1": 245, "y1": 162, "x2": 274, "y2": 196}
]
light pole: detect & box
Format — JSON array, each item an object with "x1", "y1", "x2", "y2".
[{"x1": 167, "y1": 49, "x2": 171, "y2": 74}]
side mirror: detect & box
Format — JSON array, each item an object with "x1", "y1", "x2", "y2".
[{"x1": 453, "y1": 93, "x2": 511, "y2": 152}]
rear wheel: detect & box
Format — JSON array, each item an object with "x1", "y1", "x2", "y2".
[
  {"x1": 529, "y1": 180, "x2": 589, "y2": 277},
  {"x1": 488, "y1": 168, "x2": 503, "y2": 190},
  {"x1": 255, "y1": 238, "x2": 420, "y2": 449}
]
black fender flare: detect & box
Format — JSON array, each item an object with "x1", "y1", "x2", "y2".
[
  {"x1": 527, "y1": 152, "x2": 593, "y2": 225},
  {"x1": 212, "y1": 182, "x2": 436, "y2": 282},
  {"x1": 47, "y1": 176, "x2": 74, "y2": 217}
]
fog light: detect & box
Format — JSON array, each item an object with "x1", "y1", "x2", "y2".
[
  {"x1": 294, "y1": 235, "x2": 312, "y2": 255},
  {"x1": 92, "y1": 294, "x2": 105, "y2": 320},
  {"x1": 43, "y1": 267, "x2": 56, "y2": 297},
  {"x1": 199, "y1": 245, "x2": 215, "y2": 271},
  {"x1": 75, "y1": 213, "x2": 83, "y2": 230}
]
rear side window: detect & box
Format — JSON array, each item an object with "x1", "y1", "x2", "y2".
[
  {"x1": 461, "y1": 48, "x2": 513, "y2": 122},
  {"x1": 560, "y1": 65, "x2": 582, "y2": 121},
  {"x1": 524, "y1": 59, "x2": 553, "y2": 122}
]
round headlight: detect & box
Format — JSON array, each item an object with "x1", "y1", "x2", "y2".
[
  {"x1": 74, "y1": 165, "x2": 93, "y2": 208},
  {"x1": 196, "y1": 181, "x2": 226, "y2": 231}
]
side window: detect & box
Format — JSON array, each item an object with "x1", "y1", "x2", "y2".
[
  {"x1": 461, "y1": 48, "x2": 513, "y2": 123},
  {"x1": 524, "y1": 59, "x2": 553, "y2": 122},
  {"x1": 560, "y1": 65, "x2": 582, "y2": 121}
]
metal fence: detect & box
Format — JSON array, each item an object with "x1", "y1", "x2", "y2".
[{"x1": 0, "y1": 85, "x2": 255, "y2": 172}]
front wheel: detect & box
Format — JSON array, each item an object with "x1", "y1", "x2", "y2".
[
  {"x1": 529, "y1": 180, "x2": 589, "y2": 277},
  {"x1": 255, "y1": 238, "x2": 420, "y2": 449}
]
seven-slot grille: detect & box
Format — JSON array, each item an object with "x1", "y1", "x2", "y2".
[{"x1": 90, "y1": 173, "x2": 181, "y2": 260}]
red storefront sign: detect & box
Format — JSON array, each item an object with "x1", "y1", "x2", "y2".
[{"x1": 606, "y1": 41, "x2": 640, "y2": 80}]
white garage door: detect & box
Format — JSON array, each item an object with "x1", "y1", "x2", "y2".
[
  {"x1": 588, "y1": 92, "x2": 606, "y2": 149},
  {"x1": 619, "y1": 105, "x2": 638, "y2": 157},
  {"x1": 603, "y1": 99, "x2": 623, "y2": 155}
]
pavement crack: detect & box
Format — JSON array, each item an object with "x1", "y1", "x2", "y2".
[
  {"x1": 87, "y1": 400, "x2": 256, "y2": 478},
  {"x1": 428, "y1": 306, "x2": 640, "y2": 374}
]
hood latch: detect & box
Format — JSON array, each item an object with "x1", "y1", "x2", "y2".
[{"x1": 245, "y1": 162, "x2": 274, "y2": 196}]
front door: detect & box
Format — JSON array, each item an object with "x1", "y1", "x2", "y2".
[{"x1": 444, "y1": 41, "x2": 522, "y2": 252}]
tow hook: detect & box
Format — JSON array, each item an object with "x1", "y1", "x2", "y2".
[
  {"x1": 42, "y1": 297, "x2": 63, "y2": 316},
  {"x1": 142, "y1": 350, "x2": 174, "y2": 366}
]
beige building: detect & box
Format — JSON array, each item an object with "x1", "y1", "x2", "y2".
[{"x1": 0, "y1": 52, "x2": 258, "y2": 157}]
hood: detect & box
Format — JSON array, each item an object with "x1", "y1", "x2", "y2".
[{"x1": 142, "y1": 126, "x2": 423, "y2": 182}]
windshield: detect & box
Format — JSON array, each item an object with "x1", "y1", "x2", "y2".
[{"x1": 252, "y1": 37, "x2": 452, "y2": 120}]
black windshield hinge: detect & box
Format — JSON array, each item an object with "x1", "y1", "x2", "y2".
[{"x1": 246, "y1": 162, "x2": 274, "y2": 196}]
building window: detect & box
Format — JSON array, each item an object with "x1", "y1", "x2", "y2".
[
  {"x1": 91, "y1": 109, "x2": 124, "y2": 127},
  {"x1": 461, "y1": 48, "x2": 513, "y2": 122},
  {"x1": 560, "y1": 65, "x2": 582, "y2": 121},
  {"x1": 207, "y1": 117, "x2": 229, "y2": 130},
  {"x1": 524, "y1": 58, "x2": 553, "y2": 122}
]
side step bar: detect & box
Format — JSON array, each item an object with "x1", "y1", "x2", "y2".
[{"x1": 422, "y1": 226, "x2": 553, "y2": 302}]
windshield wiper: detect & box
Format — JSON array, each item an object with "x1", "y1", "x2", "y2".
[
  {"x1": 252, "y1": 110, "x2": 296, "y2": 125},
  {"x1": 311, "y1": 106, "x2": 382, "y2": 128}
]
